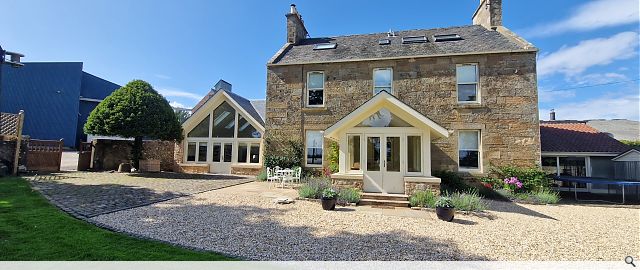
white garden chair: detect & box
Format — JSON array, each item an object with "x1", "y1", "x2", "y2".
[
  {"x1": 266, "y1": 167, "x2": 280, "y2": 187},
  {"x1": 291, "y1": 167, "x2": 302, "y2": 184}
]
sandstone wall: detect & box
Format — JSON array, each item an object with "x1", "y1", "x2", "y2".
[
  {"x1": 92, "y1": 139, "x2": 177, "y2": 171},
  {"x1": 266, "y1": 52, "x2": 541, "y2": 176}
]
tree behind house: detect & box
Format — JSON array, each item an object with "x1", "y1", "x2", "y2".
[{"x1": 84, "y1": 80, "x2": 183, "y2": 169}]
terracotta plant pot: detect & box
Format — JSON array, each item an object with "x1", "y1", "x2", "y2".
[
  {"x1": 436, "y1": 207, "x2": 455, "y2": 222},
  {"x1": 321, "y1": 197, "x2": 337, "y2": 210}
]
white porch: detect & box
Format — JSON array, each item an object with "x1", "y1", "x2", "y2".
[{"x1": 324, "y1": 91, "x2": 449, "y2": 194}]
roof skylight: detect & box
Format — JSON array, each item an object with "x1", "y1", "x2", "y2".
[
  {"x1": 433, "y1": 34, "x2": 463, "y2": 42},
  {"x1": 378, "y1": 39, "x2": 391, "y2": 45},
  {"x1": 313, "y1": 43, "x2": 337, "y2": 50},
  {"x1": 402, "y1": 36, "x2": 428, "y2": 44}
]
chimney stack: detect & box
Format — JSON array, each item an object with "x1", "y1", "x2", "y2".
[
  {"x1": 214, "y1": 79, "x2": 232, "y2": 92},
  {"x1": 472, "y1": 0, "x2": 502, "y2": 29},
  {"x1": 549, "y1": 109, "x2": 556, "y2": 121},
  {"x1": 286, "y1": 4, "x2": 308, "y2": 45}
]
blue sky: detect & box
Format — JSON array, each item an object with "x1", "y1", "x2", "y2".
[{"x1": 2, "y1": 0, "x2": 639, "y2": 120}]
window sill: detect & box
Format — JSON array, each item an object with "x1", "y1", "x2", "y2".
[
  {"x1": 455, "y1": 103, "x2": 484, "y2": 109},
  {"x1": 302, "y1": 107, "x2": 328, "y2": 112}
]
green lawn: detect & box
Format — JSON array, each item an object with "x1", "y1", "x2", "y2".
[{"x1": 0, "y1": 177, "x2": 232, "y2": 260}]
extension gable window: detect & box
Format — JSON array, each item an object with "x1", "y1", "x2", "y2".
[
  {"x1": 306, "y1": 71, "x2": 324, "y2": 107},
  {"x1": 456, "y1": 64, "x2": 479, "y2": 103},
  {"x1": 458, "y1": 130, "x2": 481, "y2": 170},
  {"x1": 373, "y1": 68, "x2": 393, "y2": 95},
  {"x1": 306, "y1": 130, "x2": 323, "y2": 166}
]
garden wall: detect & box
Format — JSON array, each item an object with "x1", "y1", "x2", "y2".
[{"x1": 91, "y1": 139, "x2": 176, "y2": 171}]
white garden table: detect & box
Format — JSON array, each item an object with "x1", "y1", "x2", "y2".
[{"x1": 276, "y1": 168, "x2": 294, "y2": 188}]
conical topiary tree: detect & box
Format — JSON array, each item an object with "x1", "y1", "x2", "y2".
[{"x1": 84, "y1": 80, "x2": 183, "y2": 169}]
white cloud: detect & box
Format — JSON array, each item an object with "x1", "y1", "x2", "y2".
[
  {"x1": 539, "y1": 90, "x2": 576, "y2": 103},
  {"x1": 541, "y1": 94, "x2": 640, "y2": 120},
  {"x1": 525, "y1": 0, "x2": 639, "y2": 37},
  {"x1": 157, "y1": 88, "x2": 202, "y2": 100},
  {"x1": 571, "y1": 72, "x2": 628, "y2": 85},
  {"x1": 169, "y1": 101, "x2": 186, "y2": 108},
  {"x1": 538, "y1": 32, "x2": 639, "y2": 77}
]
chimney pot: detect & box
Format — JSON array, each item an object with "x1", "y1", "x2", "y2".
[
  {"x1": 290, "y1": 4, "x2": 298, "y2": 14},
  {"x1": 549, "y1": 109, "x2": 556, "y2": 121}
]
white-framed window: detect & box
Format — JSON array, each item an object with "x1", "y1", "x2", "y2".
[
  {"x1": 306, "y1": 130, "x2": 323, "y2": 166},
  {"x1": 456, "y1": 63, "x2": 479, "y2": 103},
  {"x1": 347, "y1": 134, "x2": 361, "y2": 172},
  {"x1": 458, "y1": 130, "x2": 480, "y2": 170},
  {"x1": 373, "y1": 68, "x2": 393, "y2": 94},
  {"x1": 186, "y1": 141, "x2": 208, "y2": 162},
  {"x1": 237, "y1": 142, "x2": 261, "y2": 164},
  {"x1": 306, "y1": 71, "x2": 324, "y2": 107},
  {"x1": 407, "y1": 135, "x2": 422, "y2": 173}
]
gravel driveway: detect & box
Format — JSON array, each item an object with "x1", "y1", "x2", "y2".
[
  {"x1": 90, "y1": 182, "x2": 640, "y2": 261},
  {"x1": 28, "y1": 172, "x2": 253, "y2": 217}
]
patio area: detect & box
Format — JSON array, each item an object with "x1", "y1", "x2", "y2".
[
  {"x1": 86, "y1": 181, "x2": 639, "y2": 261},
  {"x1": 27, "y1": 172, "x2": 253, "y2": 217}
]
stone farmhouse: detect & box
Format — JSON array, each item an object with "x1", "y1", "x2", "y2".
[{"x1": 265, "y1": 0, "x2": 540, "y2": 195}]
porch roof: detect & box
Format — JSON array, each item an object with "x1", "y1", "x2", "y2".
[{"x1": 323, "y1": 91, "x2": 449, "y2": 140}]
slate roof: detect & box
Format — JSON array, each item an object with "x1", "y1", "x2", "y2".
[
  {"x1": 191, "y1": 89, "x2": 265, "y2": 127},
  {"x1": 540, "y1": 121, "x2": 630, "y2": 153},
  {"x1": 586, "y1": 119, "x2": 640, "y2": 141},
  {"x1": 270, "y1": 25, "x2": 532, "y2": 65}
]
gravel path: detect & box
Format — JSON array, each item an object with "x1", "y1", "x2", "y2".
[{"x1": 91, "y1": 182, "x2": 639, "y2": 261}]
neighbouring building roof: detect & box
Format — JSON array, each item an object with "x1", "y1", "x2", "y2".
[
  {"x1": 269, "y1": 25, "x2": 534, "y2": 65},
  {"x1": 540, "y1": 121, "x2": 631, "y2": 153},
  {"x1": 586, "y1": 119, "x2": 640, "y2": 141}
]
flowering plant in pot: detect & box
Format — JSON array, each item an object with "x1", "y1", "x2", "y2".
[
  {"x1": 321, "y1": 188, "x2": 338, "y2": 210},
  {"x1": 435, "y1": 196, "x2": 455, "y2": 222}
]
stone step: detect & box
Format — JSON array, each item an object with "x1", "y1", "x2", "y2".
[
  {"x1": 361, "y1": 193, "x2": 410, "y2": 202},
  {"x1": 359, "y1": 199, "x2": 410, "y2": 207}
]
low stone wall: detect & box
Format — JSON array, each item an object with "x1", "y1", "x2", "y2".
[
  {"x1": 404, "y1": 178, "x2": 441, "y2": 196},
  {"x1": 92, "y1": 139, "x2": 177, "y2": 171},
  {"x1": 177, "y1": 163, "x2": 209, "y2": 174},
  {"x1": 330, "y1": 174, "x2": 364, "y2": 190},
  {"x1": 231, "y1": 166, "x2": 261, "y2": 176},
  {"x1": 0, "y1": 138, "x2": 28, "y2": 175}
]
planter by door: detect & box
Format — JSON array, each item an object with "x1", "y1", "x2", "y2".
[
  {"x1": 436, "y1": 207, "x2": 455, "y2": 222},
  {"x1": 321, "y1": 198, "x2": 337, "y2": 210}
]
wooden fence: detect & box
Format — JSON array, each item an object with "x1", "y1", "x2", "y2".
[
  {"x1": 614, "y1": 161, "x2": 640, "y2": 181},
  {"x1": 27, "y1": 139, "x2": 63, "y2": 172}
]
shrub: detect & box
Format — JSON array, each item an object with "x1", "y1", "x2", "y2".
[
  {"x1": 449, "y1": 190, "x2": 487, "y2": 212},
  {"x1": 491, "y1": 165, "x2": 551, "y2": 192},
  {"x1": 297, "y1": 178, "x2": 331, "y2": 199},
  {"x1": 433, "y1": 170, "x2": 476, "y2": 193},
  {"x1": 435, "y1": 196, "x2": 454, "y2": 208},
  {"x1": 264, "y1": 134, "x2": 304, "y2": 169},
  {"x1": 256, "y1": 169, "x2": 267, "y2": 181},
  {"x1": 327, "y1": 141, "x2": 339, "y2": 174},
  {"x1": 532, "y1": 189, "x2": 560, "y2": 204},
  {"x1": 337, "y1": 188, "x2": 361, "y2": 203},
  {"x1": 408, "y1": 190, "x2": 437, "y2": 208},
  {"x1": 321, "y1": 188, "x2": 338, "y2": 199}
]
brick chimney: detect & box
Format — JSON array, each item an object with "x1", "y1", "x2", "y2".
[
  {"x1": 472, "y1": 0, "x2": 502, "y2": 29},
  {"x1": 286, "y1": 4, "x2": 308, "y2": 44}
]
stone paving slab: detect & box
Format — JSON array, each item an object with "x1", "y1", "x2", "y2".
[{"x1": 28, "y1": 172, "x2": 253, "y2": 218}]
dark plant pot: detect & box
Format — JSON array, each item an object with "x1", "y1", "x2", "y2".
[
  {"x1": 436, "y1": 207, "x2": 455, "y2": 222},
  {"x1": 321, "y1": 197, "x2": 337, "y2": 210}
]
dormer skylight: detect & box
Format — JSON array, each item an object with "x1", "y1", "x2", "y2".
[
  {"x1": 378, "y1": 39, "x2": 391, "y2": 45},
  {"x1": 433, "y1": 34, "x2": 463, "y2": 42},
  {"x1": 402, "y1": 36, "x2": 428, "y2": 44},
  {"x1": 313, "y1": 43, "x2": 337, "y2": 50}
]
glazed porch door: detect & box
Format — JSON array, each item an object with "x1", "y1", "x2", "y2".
[
  {"x1": 210, "y1": 141, "x2": 233, "y2": 173},
  {"x1": 363, "y1": 134, "x2": 404, "y2": 194}
]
